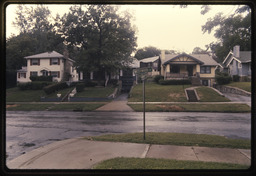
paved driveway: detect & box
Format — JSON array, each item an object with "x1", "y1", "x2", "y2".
[{"x1": 222, "y1": 92, "x2": 251, "y2": 107}]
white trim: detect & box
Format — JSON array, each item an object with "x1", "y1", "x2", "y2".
[
  {"x1": 226, "y1": 56, "x2": 241, "y2": 67},
  {"x1": 222, "y1": 51, "x2": 233, "y2": 64}
]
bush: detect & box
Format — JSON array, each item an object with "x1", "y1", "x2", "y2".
[
  {"x1": 159, "y1": 79, "x2": 191, "y2": 85},
  {"x1": 30, "y1": 76, "x2": 53, "y2": 82},
  {"x1": 154, "y1": 75, "x2": 164, "y2": 84},
  {"x1": 84, "y1": 80, "x2": 97, "y2": 87},
  {"x1": 108, "y1": 79, "x2": 119, "y2": 87},
  {"x1": 43, "y1": 82, "x2": 68, "y2": 94},
  {"x1": 215, "y1": 73, "x2": 232, "y2": 85},
  {"x1": 76, "y1": 83, "x2": 85, "y2": 92},
  {"x1": 18, "y1": 82, "x2": 52, "y2": 90},
  {"x1": 233, "y1": 75, "x2": 240, "y2": 82}
]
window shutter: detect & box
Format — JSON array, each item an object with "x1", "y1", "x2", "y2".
[
  {"x1": 50, "y1": 58, "x2": 52, "y2": 65},
  {"x1": 58, "y1": 71, "x2": 60, "y2": 78},
  {"x1": 18, "y1": 73, "x2": 20, "y2": 78},
  {"x1": 58, "y1": 58, "x2": 60, "y2": 65},
  {"x1": 38, "y1": 59, "x2": 40, "y2": 66},
  {"x1": 24, "y1": 73, "x2": 26, "y2": 78}
]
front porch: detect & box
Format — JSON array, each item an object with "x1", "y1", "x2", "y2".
[{"x1": 164, "y1": 64, "x2": 199, "y2": 80}]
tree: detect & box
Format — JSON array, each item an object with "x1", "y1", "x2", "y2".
[
  {"x1": 134, "y1": 46, "x2": 161, "y2": 60},
  {"x1": 60, "y1": 5, "x2": 137, "y2": 84},
  {"x1": 201, "y1": 5, "x2": 251, "y2": 62},
  {"x1": 192, "y1": 47, "x2": 209, "y2": 54}
]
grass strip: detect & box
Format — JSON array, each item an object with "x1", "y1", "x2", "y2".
[
  {"x1": 225, "y1": 82, "x2": 251, "y2": 92},
  {"x1": 93, "y1": 157, "x2": 249, "y2": 169},
  {"x1": 196, "y1": 87, "x2": 230, "y2": 102},
  {"x1": 49, "y1": 104, "x2": 105, "y2": 111},
  {"x1": 6, "y1": 104, "x2": 51, "y2": 111},
  {"x1": 85, "y1": 132, "x2": 250, "y2": 149},
  {"x1": 128, "y1": 104, "x2": 251, "y2": 113}
]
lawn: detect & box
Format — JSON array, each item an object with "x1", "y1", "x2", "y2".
[
  {"x1": 128, "y1": 104, "x2": 250, "y2": 113},
  {"x1": 75, "y1": 86, "x2": 115, "y2": 98},
  {"x1": 128, "y1": 82, "x2": 191, "y2": 102},
  {"x1": 49, "y1": 103, "x2": 105, "y2": 111},
  {"x1": 93, "y1": 157, "x2": 249, "y2": 169},
  {"x1": 6, "y1": 87, "x2": 74, "y2": 102},
  {"x1": 6, "y1": 104, "x2": 51, "y2": 111},
  {"x1": 85, "y1": 132, "x2": 250, "y2": 149},
  {"x1": 225, "y1": 82, "x2": 251, "y2": 92},
  {"x1": 196, "y1": 87, "x2": 230, "y2": 102}
]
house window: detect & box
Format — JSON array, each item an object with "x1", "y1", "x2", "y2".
[
  {"x1": 18, "y1": 73, "x2": 26, "y2": 78},
  {"x1": 202, "y1": 80, "x2": 209, "y2": 86},
  {"x1": 30, "y1": 72, "x2": 38, "y2": 76},
  {"x1": 50, "y1": 58, "x2": 60, "y2": 65},
  {"x1": 170, "y1": 65, "x2": 180, "y2": 73},
  {"x1": 50, "y1": 71, "x2": 60, "y2": 78},
  {"x1": 31, "y1": 59, "x2": 40, "y2": 65},
  {"x1": 153, "y1": 62, "x2": 158, "y2": 67},
  {"x1": 200, "y1": 66, "x2": 211, "y2": 74}
]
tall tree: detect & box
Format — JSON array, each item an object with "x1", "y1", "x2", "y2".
[
  {"x1": 134, "y1": 46, "x2": 161, "y2": 60},
  {"x1": 201, "y1": 5, "x2": 251, "y2": 62},
  {"x1": 60, "y1": 5, "x2": 137, "y2": 83}
]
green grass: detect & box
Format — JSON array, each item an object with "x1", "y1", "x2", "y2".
[
  {"x1": 93, "y1": 157, "x2": 249, "y2": 169},
  {"x1": 6, "y1": 87, "x2": 45, "y2": 102},
  {"x1": 129, "y1": 82, "x2": 191, "y2": 102},
  {"x1": 6, "y1": 87, "x2": 74, "y2": 102},
  {"x1": 128, "y1": 104, "x2": 251, "y2": 113},
  {"x1": 49, "y1": 104, "x2": 105, "y2": 111},
  {"x1": 85, "y1": 132, "x2": 250, "y2": 149},
  {"x1": 226, "y1": 82, "x2": 251, "y2": 92},
  {"x1": 75, "y1": 86, "x2": 115, "y2": 98},
  {"x1": 196, "y1": 87, "x2": 230, "y2": 102},
  {"x1": 6, "y1": 104, "x2": 51, "y2": 111}
]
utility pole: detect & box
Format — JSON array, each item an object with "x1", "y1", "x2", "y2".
[{"x1": 143, "y1": 79, "x2": 146, "y2": 140}]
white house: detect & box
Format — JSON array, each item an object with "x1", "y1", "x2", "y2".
[{"x1": 17, "y1": 51, "x2": 79, "y2": 83}]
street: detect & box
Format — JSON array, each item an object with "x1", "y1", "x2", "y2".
[{"x1": 6, "y1": 111, "x2": 251, "y2": 161}]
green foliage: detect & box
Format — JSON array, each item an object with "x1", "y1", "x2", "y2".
[
  {"x1": 134, "y1": 46, "x2": 161, "y2": 60},
  {"x1": 76, "y1": 83, "x2": 85, "y2": 92},
  {"x1": 202, "y1": 6, "x2": 251, "y2": 62},
  {"x1": 30, "y1": 76, "x2": 53, "y2": 82},
  {"x1": 215, "y1": 73, "x2": 232, "y2": 85},
  {"x1": 159, "y1": 79, "x2": 191, "y2": 85},
  {"x1": 153, "y1": 75, "x2": 164, "y2": 84},
  {"x1": 17, "y1": 81, "x2": 52, "y2": 90},
  {"x1": 232, "y1": 75, "x2": 240, "y2": 82},
  {"x1": 6, "y1": 70, "x2": 17, "y2": 88},
  {"x1": 43, "y1": 82, "x2": 68, "y2": 94}
]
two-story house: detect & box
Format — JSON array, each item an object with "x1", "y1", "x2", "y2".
[
  {"x1": 17, "y1": 51, "x2": 79, "y2": 83},
  {"x1": 220, "y1": 45, "x2": 251, "y2": 80}
]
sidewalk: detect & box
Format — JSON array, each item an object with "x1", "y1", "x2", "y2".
[{"x1": 7, "y1": 137, "x2": 251, "y2": 169}]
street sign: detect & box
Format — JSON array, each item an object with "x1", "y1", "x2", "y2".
[{"x1": 135, "y1": 67, "x2": 152, "y2": 80}]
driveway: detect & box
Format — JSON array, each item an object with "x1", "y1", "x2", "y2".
[{"x1": 222, "y1": 92, "x2": 251, "y2": 107}]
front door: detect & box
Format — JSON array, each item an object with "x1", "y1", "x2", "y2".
[{"x1": 187, "y1": 65, "x2": 193, "y2": 76}]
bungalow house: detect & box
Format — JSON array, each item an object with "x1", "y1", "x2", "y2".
[
  {"x1": 17, "y1": 51, "x2": 79, "y2": 83},
  {"x1": 160, "y1": 51, "x2": 218, "y2": 86},
  {"x1": 220, "y1": 45, "x2": 251, "y2": 80}
]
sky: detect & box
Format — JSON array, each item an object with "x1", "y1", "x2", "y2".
[{"x1": 6, "y1": 4, "x2": 238, "y2": 53}]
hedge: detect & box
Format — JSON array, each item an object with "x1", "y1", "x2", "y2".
[
  {"x1": 43, "y1": 82, "x2": 68, "y2": 94},
  {"x1": 153, "y1": 75, "x2": 164, "y2": 83},
  {"x1": 30, "y1": 76, "x2": 53, "y2": 82},
  {"x1": 215, "y1": 73, "x2": 232, "y2": 85},
  {"x1": 18, "y1": 82, "x2": 52, "y2": 90},
  {"x1": 159, "y1": 79, "x2": 191, "y2": 85}
]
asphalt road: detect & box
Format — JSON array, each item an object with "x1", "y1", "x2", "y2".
[{"x1": 6, "y1": 111, "x2": 251, "y2": 161}]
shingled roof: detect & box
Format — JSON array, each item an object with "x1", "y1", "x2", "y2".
[{"x1": 24, "y1": 51, "x2": 75, "y2": 62}]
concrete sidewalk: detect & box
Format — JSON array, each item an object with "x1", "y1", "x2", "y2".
[{"x1": 7, "y1": 137, "x2": 251, "y2": 169}]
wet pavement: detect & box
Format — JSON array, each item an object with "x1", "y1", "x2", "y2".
[{"x1": 6, "y1": 111, "x2": 251, "y2": 162}]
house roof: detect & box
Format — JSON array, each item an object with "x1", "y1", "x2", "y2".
[
  {"x1": 140, "y1": 56, "x2": 160, "y2": 63},
  {"x1": 162, "y1": 53, "x2": 218, "y2": 66},
  {"x1": 238, "y1": 51, "x2": 251, "y2": 63},
  {"x1": 24, "y1": 51, "x2": 75, "y2": 63},
  {"x1": 130, "y1": 58, "x2": 140, "y2": 68}
]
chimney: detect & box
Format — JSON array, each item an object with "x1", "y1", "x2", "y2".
[
  {"x1": 233, "y1": 45, "x2": 240, "y2": 58},
  {"x1": 160, "y1": 50, "x2": 165, "y2": 76},
  {"x1": 161, "y1": 50, "x2": 165, "y2": 62}
]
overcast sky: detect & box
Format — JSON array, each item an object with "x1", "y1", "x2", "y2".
[{"x1": 6, "y1": 4, "x2": 238, "y2": 53}]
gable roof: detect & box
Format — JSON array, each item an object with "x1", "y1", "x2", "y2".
[
  {"x1": 223, "y1": 51, "x2": 251, "y2": 67},
  {"x1": 162, "y1": 53, "x2": 218, "y2": 66},
  {"x1": 140, "y1": 56, "x2": 160, "y2": 63},
  {"x1": 24, "y1": 51, "x2": 75, "y2": 63},
  {"x1": 24, "y1": 51, "x2": 64, "y2": 59}
]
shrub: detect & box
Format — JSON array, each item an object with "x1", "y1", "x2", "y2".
[
  {"x1": 18, "y1": 82, "x2": 52, "y2": 90},
  {"x1": 233, "y1": 75, "x2": 240, "y2": 82},
  {"x1": 84, "y1": 80, "x2": 97, "y2": 87},
  {"x1": 30, "y1": 76, "x2": 53, "y2": 82},
  {"x1": 159, "y1": 79, "x2": 191, "y2": 85},
  {"x1": 154, "y1": 75, "x2": 164, "y2": 84},
  {"x1": 215, "y1": 73, "x2": 232, "y2": 85},
  {"x1": 108, "y1": 79, "x2": 119, "y2": 87},
  {"x1": 76, "y1": 83, "x2": 85, "y2": 92},
  {"x1": 43, "y1": 82, "x2": 68, "y2": 94}
]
